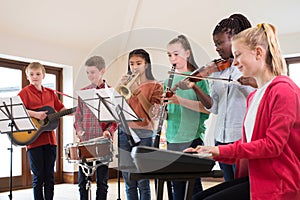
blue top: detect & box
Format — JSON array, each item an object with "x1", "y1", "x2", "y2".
[{"x1": 207, "y1": 65, "x2": 254, "y2": 143}]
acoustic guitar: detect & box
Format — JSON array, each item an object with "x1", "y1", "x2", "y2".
[{"x1": 11, "y1": 106, "x2": 76, "y2": 146}]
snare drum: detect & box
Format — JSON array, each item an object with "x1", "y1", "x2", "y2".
[{"x1": 65, "y1": 138, "x2": 113, "y2": 162}]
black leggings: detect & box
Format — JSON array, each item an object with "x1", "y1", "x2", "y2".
[{"x1": 192, "y1": 177, "x2": 250, "y2": 200}]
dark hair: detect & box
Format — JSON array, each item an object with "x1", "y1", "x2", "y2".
[
  {"x1": 127, "y1": 49, "x2": 155, "y2": 80},
  {"x1": 213, "y1": 13, "x2": 251, "y2": 36},
  {"x1": 168, "y1": 35, "x2": 198, "y2": 71},
  {"x1": 85, "y1": 55, "x2": 105, "y2": 70}
]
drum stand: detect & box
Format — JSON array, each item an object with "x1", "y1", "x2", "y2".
[{"x1": 79, "y1": 160, "x2": 104, "y2": 200}]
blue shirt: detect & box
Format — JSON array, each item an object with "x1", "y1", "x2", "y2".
[{"x1": 207, "y1": 65, "x2": 254, "y2": 143}]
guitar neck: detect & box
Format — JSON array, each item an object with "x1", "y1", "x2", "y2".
[{"x1": 48, "y1": 107, "x2": 76, "y2": 121}]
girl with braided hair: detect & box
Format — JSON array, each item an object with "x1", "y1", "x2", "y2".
[
  {"x1": 187, "y1": 23, "x2": 300, "y2": 200},
  {"x1": 212, "y1": 13, "x2": 251, "y2": 59},
  {"x1": 181, "y1": 14, "x2": 256, "y2": 182},
  {"x1": 210, "y1": 13, "x2": 257, "y2": 182}
]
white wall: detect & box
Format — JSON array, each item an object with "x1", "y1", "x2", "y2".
[
  {"x1": 280, "y1": 33, "x2": 300, "y2": 57},
  {"x1": 2, "y1": 30, "x2": 299, "y2": 87}
]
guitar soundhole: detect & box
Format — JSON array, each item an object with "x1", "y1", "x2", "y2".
[
  {"x1": 38, "y1": 119, "x2": 44, "y2": 126},
  {"x1": 43, "y1": 117, "x2": 49, "y2": 126}
]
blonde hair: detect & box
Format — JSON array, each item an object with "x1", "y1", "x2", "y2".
[
  {"x1": 25, "y1": 62, "x2": 46, "y2": 76},
  {"x1": 232, "y1": 23, "x2": 287, "y2": 76}
]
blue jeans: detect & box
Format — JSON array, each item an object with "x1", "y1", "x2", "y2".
[
  {"x1": 27, "y1": 144, "x2": 57, "y2": 200},
  {"x1": 216, "y1": 142, "x2": 235, "y2": 182},
  {"x1": 167, "y1": 138, "x2": 204, "y2": 200},
  {"x1": 78, "y1": 162, "x2": 109, "y2": 200},
  {"x1": 119, "y1": 127, "x2": 152, "y2": 200}
]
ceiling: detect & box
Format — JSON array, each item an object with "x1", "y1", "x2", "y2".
[{"x1": 1, "y1": 0, "x2": 300, "y2": 68}]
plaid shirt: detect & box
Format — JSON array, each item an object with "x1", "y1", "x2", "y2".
[{"x1": 74, "y1": 81, "x2": 118, "y2": 141}]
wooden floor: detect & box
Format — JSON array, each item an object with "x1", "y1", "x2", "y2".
[{"x1": 0, "y1": 178, "x2": 222, "y2": 200}]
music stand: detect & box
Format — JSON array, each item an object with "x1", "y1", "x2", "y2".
[
  {"x1": 76, "y1": 87, "x2": 141, "y2": 200},
  {"x1": 0, "y1": 96, "x2": 36, "y2": 200},
  {"x1": 76, "y1": 87, "x2": 140, "y2": 122},
  {"x1": 76, "y1": 87, "x2": 141, "y2": 146}
]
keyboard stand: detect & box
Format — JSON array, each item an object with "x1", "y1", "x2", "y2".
[{"x1": 129, "y1": 170, "x2": 223, "y2": 200}]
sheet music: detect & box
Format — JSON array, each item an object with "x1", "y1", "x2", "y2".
[
  {"x1": 0, "y1": 96, "x2": 36, "y2": 133},
  {"x1": 76, "y1": 88, "x2": 139, "y2": 122}
]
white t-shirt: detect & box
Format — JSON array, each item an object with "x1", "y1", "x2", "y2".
[{"x1": 244, "y1": 78, "x2": 274, "y2": 142}]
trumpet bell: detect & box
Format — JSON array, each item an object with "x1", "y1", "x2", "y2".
[
  {"x1": 117, "y1": 85, "x2": 131, "y2": 100},
  {"x1": 116, "y1": 72, "x2": 140, "y2": 100}
]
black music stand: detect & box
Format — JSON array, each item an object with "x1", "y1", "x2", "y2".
[
  {"x1": 0, "y1": 96, "x2": 36, "y2": 200},
  {"x1": 76, "y1": 87, "x2": 141, "y2": 200},
  {"x1": 76, "y1": 87, "x2": 140, "y2": 123}
]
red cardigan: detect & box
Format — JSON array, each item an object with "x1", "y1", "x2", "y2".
[{"x1": 215, "y1": 76, "x2": 300, "y2": 200}]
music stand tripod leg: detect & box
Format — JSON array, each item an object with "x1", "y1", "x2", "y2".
[
  {"x1": 7, "y1": 122, "x2": 14, "y2": 200},
  {"x1": 0, "y1": 97, "x2": 36, "y2": 200}
]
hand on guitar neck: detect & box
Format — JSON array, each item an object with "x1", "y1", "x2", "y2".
[{"x1": 10, "y1": 106, "x2": 76, "y2": 146}]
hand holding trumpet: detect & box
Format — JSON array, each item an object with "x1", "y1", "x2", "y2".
[{"x1": 117, "y1": 71, "x2": 141, "y2": 99}]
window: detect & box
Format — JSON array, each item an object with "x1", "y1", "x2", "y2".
[
  {"x1": 286, "y1": 57, "x2": 300, "y2": 87},
  {"x1": 288, "y1": 63, "x2": 300, "y2": 87},
  {"x1": 0, "y1": 67, "x2": 23, "y2": 177}
]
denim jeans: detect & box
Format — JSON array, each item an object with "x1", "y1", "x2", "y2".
[
  {"x1": 27, "y1": 144, "x2": 57, "y2": 200},
  {"x1": 118, "y1": 127, "x2": 152, "y2": 200},
  {"x1": 215, "y1": 142, "x2": 235, "y2": 182},
  {"x1": 78, "y1": 162, "x2": 109, "y2": 200},
  {"x1": 167, "y1": 138, "x2": 204, "y2": 200}
]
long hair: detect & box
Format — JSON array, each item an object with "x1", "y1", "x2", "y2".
[
  {"x1": 168, "y1": 35, "x2": 198, "y2": 71},
  {"x1": 127, "y1": 49, "x2": 155, "y2": 80},
  {"x1": 232, "y1": 23, "x2": 287, "y2": 76}
]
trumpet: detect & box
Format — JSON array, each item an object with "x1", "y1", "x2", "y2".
[{"x1": 116, "y1": 72, "x2": 140, "y2": 100}]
